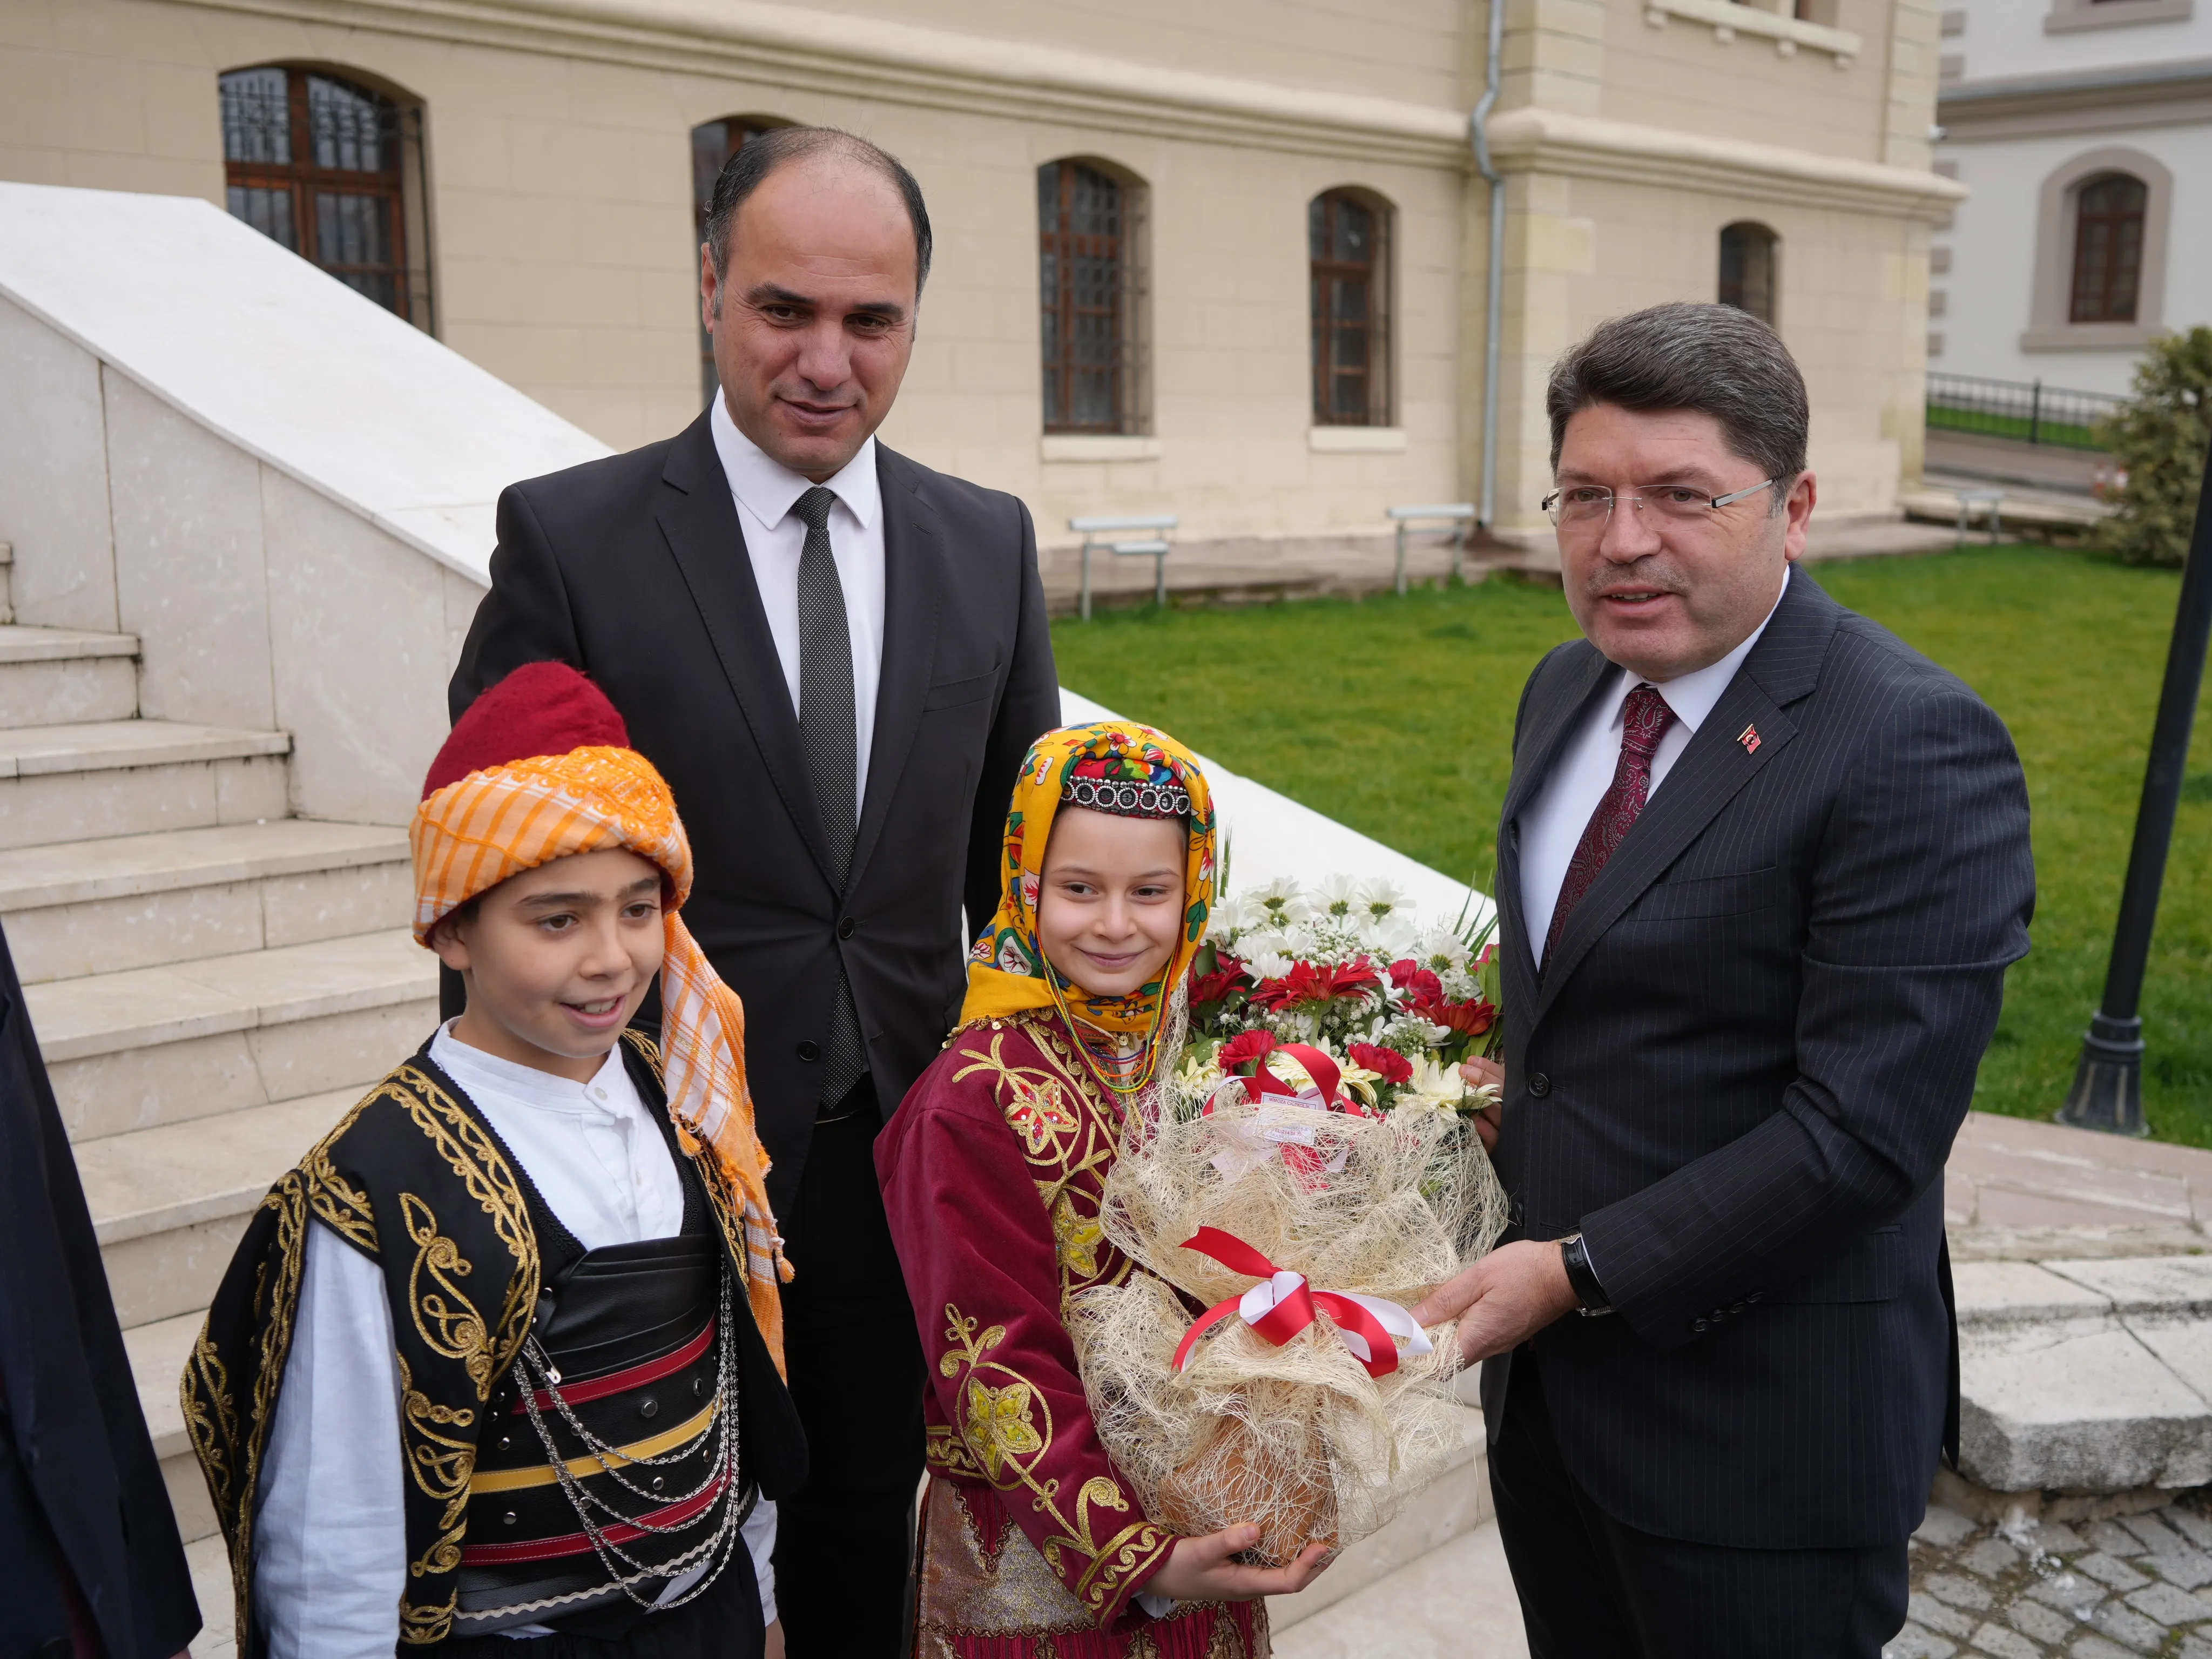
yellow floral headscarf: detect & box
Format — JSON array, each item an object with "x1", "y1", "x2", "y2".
[{"x1": 957, "y1": 722, "x2": 1216, "y2": 1095}]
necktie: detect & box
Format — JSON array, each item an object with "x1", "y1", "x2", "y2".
[
  {"x1": 1543, "y1": 684, "x2": 1677, "y2": 966},
  {"x1": 792, "y1": 485, "x2": 867, "y2": 1114}
]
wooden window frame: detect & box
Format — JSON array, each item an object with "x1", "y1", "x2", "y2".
[
  {"x1": 2068, "y1": 172, "x2": 2148, "y2": 324},
  {"x1": 219, "y1": 66, "x2": 432, "y2": 330},
  {"x1": 1718, "y1": 221, "x2": 1781, "y2": 328},
  {"x1": 1309, "y1": 190, "x2": 1392, "y2": 428},
  {"x1": 1038, "y1": 160, "x2": 1148, "y2": 437}
]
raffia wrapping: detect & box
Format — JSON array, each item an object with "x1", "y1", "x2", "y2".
[{"x1": 1066, "y1": 1088, "x2": 1507, "y2": 1567}]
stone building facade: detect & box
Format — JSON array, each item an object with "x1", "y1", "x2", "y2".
[{"x1": 1, "y1": 0, "x2": 1957, "y2": 547}]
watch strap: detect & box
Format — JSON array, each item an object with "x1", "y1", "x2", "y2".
[{"x1": 1560, "y1": 1232, "x2": 1613, "y2": 1316}]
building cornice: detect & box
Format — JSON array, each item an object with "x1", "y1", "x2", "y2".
[
  {"x1": 1938, "y1": 57, "x2": 2212, "y2": 139},
  {"x1": 1484, "y1": 107, "x2": 1967, "y2": 219},
  {"x1": 186, "y1": 0, "x2": 1475, "y2": 166}
]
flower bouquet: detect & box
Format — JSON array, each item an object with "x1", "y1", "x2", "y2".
[{"x1": 1066, "y1": 878, "x2": 1508, "y2": 1568}]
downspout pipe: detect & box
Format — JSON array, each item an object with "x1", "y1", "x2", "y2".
[{"x1": 1471, "y1": 0, "x2": 1506, "y2": 534}]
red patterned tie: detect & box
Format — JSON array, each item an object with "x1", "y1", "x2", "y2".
[{"x1": 1544, "y1": 684, "x2": 1677, "y2": 964}]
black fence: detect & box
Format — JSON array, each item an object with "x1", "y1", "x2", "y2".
[{"x1": 1927, "y1": 372, "x2": 2122, "y2": 451}]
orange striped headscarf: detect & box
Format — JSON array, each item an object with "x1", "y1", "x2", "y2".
[{"x1": 413, "y1": 663, "x2": 789, "y2": 1372}]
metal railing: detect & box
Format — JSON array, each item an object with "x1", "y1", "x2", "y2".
[{"x1": 1926, "y1": 372, "x2": 2122, "y2": 451}]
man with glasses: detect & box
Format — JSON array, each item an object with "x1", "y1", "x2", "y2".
[{"x1": 1414, "y1": 302, "x2": 2034, "y2": 1655}]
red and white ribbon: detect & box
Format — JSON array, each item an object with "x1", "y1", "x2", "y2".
[{"x1": 1170, "y1": 1225, "x2": 1433, "y2": 1380}]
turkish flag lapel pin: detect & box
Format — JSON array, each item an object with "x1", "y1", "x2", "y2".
[{"x1": 1737, "y1": 724, "x2": 1762, "y2": 754}]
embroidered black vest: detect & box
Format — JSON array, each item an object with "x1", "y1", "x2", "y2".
[{"x1": 184, "y1": 1030, "x2": 807, "y2": 1655}]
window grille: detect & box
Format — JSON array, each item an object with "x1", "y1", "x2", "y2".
[
  {"x1": 1718, "y1": 222, "x2": 1779, "y2": 327},
  {"x1": 692, "y1": 119, "x2": 783, "y2": 406},
  {"x1": 1039, "y1": 161, "x2": 1146, "y2": 436},
  {"x1": 219, "y1": 67, "x2": 432, "y2": 331},
  {"x1": 2069, "y1": 173, "x2": 2147, "y2": 324},
  {"x1": 1310, "y1": 191, "x2": 1391, "y2": 427}
]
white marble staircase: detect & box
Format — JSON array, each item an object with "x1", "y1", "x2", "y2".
[{"x1": 0, "y1": 569, "x2": 429, "y2": 1545}]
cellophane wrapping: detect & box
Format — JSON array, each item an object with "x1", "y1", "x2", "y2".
[{"x1": 1066, "y1": 1086, "x2": 1507, "y2": 1567}]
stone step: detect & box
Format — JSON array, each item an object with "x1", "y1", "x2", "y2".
[
  {"x1": 0, "y1": 719, "x2": 289, "y2": 851},
  {"x1": 84, "y1": 1084, "x2": 368, "y2": 1329},
  {"x1": 0, "y1": 820, "x2": 411, "y2": 983},
  {"x1": 125, "y1": 1309, "x2": 223, "y2": 1545},
  {"x1": 0, "y1": 624, "x2": 140, "y2": 726},
  {"x1": 26, "y1": 928, "x2": 436, "y2": 1141}
]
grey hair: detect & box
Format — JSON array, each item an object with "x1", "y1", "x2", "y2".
[
  {"x1": 1546, "y1": 302, "x2": 1808, "y2": 511},
  {"x1": 704, "y1": 126, "x2": 932, "y2": 307}
]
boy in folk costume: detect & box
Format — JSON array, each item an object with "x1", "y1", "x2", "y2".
[
  {"x1": 877, "y1": 723, "x2": 1331, "y2": 1659},
  {"x1": 184, "y1": 662, "x2": 806, "y2": 1657}
]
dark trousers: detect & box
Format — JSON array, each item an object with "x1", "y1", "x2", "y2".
[
  {"x1": 1489, "y1": 1350, "x2": 1909, "y2": 1659},
  {"x1": 772, "y1": 1092, "x2": 927, "y2": 1659}
]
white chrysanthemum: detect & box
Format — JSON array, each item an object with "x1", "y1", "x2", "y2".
[
  {"x1": 1238, "y1": 878, "x2": 1309, "y2": 930},
  {"x1": 1247, "y1": 946, "x2": 1298, "y2": 980},
  {"x1": 1365, "y1": 913, "x2": 1418, "y2": 959},
  {"x1": 1311, "y1": 873, "x2": 1361, "y2": 921},
  {"x1": 1358, "y1": 878, "x2": 1411, "y2": 922},
  {"x1": 1398, "y1": 1050, "x2": 1471, "y2": 1115},
  {"x1": 1411, "y1": 924, "x2": 1471, "y2": 972}
]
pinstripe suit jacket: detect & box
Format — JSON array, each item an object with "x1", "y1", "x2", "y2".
[{"x1": 1478, "y1": 569, "x2": 2033, "y2": 1550}]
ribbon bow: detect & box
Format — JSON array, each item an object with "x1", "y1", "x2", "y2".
[{"x1": 1170, "y1": 1226, "x2": 1433, "y2": 1380}]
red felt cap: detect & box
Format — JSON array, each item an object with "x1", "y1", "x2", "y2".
[{"x1": 422, "y1": 661, "x2": 630, "y2": 799}]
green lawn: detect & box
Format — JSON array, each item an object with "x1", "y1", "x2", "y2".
[
  {"x1": 1050, "y1": 547, "x2": 2212, "y2": 1143},
  {"x1": 1925, "y1": 403, "x2": 2105, "y2": 452}
]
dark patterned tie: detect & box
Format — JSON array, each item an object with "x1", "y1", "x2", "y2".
[
  {"x1": 1543, "y1": 684, "x2": 1677, "y2": 966},
  {"x1": 792, "y1": 485, "x2": 866, "y2": 1113}
]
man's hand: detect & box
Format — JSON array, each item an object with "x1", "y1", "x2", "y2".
[
  {"x1": 1460, "y1": 1055, "x2": 1504, "y2": 1152},
  {"x1": 1146, "y1": 1525, "x2": 1332, "y2": 1603},
  {"x1": 1412, "y1": 1239, "x2": 1580, "y2": 1366}
]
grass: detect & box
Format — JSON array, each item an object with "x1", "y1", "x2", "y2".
[
  {"x1": 1050, "y1": 546, "x2": 2212, "y2": 1143},
  {"x1": 1926, "y1": 403, "x2": 2105, "y2": 452}
]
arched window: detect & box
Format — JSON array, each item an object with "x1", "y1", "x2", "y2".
[
  {"x1": 1310, "y1": 190, "x2": 1392, "y2": 427},
  {"x1": 1718, "y1": 222, "x2": 1779, "y2": 327},
  {"x1": 2069, "y1": 172, "x2": 2148, "y2": 324},
  {"x1": 1038, "y1": 160, "x2": 1147, "y2": 435},
  {"x1": 692, "y1": 117, "x2": 787, "y2": 403},
  {"x1": 218, "y1": 66, "x2": 432, "y2": 329}
]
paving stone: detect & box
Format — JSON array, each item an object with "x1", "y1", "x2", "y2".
[
  {"x1": 1929, "y1": 1573, "x2": 1999, "y2": 1611},
  {"x1": 2176, "y1": 1635, "x2": 2212, "y2": 1659},
  {"x1": 2034, "y1": 1522, "x2": 2087, "y2": 1555},
  {"x1": 2150, "y1": 1548, "x2": 2212, "y2": 1590},
  {"x1": 2075, "y1": 1554, "x2": 2153, "y2": 1591},
  {"x1": 1967, "y1": 1623, "x2": 2040, "y2": 1659},
  {"x1": 1965, "y1": 1538, "x2": 2025, "y2": 1577},
  {"x1": 2069, "y1": 1638, "x2": 2141, "y2": 1659},
  {"x1": 2119, "y1": 1513, "x2": 2187, "y2": 1555},
  {"x1": 1919, "y1": 1506, "x2": 1980, "y2": 1548},
  {"x1": 2006, "y1": 1599, "x2": 2076, "y2": 1643},
  {"x1": 2028, "y1": 1569, "x2": 2106, "y2": 1611},
  {"x1": 1912, "y1": 1593, "x2": 1977, "y2": 1639},
  {"x1": 2124, "y1": 1580, "x2": 2212, "y2": 1623},
  {"x1": 2090, "y1": 1602, "x2": 2167, "y2": 1651},
  {"x1": 2169, "y1": 1510, "x2": 2212, "y2": 1552},
  {"x1": 2088, "y1": 1522, "x2": 2149, "y2": 1558},
  {"x1": 1882, "y1": 1626, "x2": 1955, "y2": 1659}
]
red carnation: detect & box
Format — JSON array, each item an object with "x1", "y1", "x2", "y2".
[
  {"x1": 1418, "y1": 997, "x2": 1497, "y2": 1038},
  {"x1": 1348, "y1": 1042, "x2": 1413, "y2": 1085},
  {"x1": 1316, "y1": 959, "x2": 1381, "y2": 999},
  {"x1": 1218, "y1": 1029, "x2": 1278, "y2": 1071},
  {"x1": 1247, "y1": 961, "x2": 1326, "y2": 1011}
]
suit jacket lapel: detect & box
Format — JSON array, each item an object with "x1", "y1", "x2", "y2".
[
  {"x1": 1497, "y1": 644, "x2": 1615, "y2": 997},
  {"x1": 653, "y1": 413, "x2": 838, "y2": 888},
  {"x1": 1529, "y1": 569, "x2": 1843, "y2": 1026},
  {"x1": 848, "y1": 446, "x2": 945, "y2": 892}
]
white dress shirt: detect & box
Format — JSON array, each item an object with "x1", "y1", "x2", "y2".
[
  {"x1": 709, "y1": 394, "x2": 887, "y2": 820},
  {"x1": 1518, "y1": 569, "x2": 1791, "y2": 964},
  {"x1": 253, "y1": 1025, "x2": 778, "y2": 1656}
]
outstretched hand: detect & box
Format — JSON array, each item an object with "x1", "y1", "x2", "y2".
[
  {"x1": 1411, "y1": 1238, "x2": 1580, "y2": 1366},
  {"x1": 1147, "y1": 1525, "x2": 1333, "y2": 1603}
]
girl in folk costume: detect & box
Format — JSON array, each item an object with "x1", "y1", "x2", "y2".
[
  {"x1": 876, "y1": 722, "x2": 1331, "y2": 1659},
  {"x1": 184, "y1": 663, "x2": 806, "y2": 1658}
]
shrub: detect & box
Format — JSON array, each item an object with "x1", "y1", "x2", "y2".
[{"x1": 2092, "y1": 326, "x2": 2212, "y2": 568}]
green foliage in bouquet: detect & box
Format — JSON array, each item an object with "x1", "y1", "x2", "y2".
[{"x1": 2092, "y1": 327, "x2": 2212, "y2": 569}]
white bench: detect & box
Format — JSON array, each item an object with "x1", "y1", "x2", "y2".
[
  {"x1": 1953, "y1": 487, "x2": 2005, "y2": 547},
  {"x1": 1385, "y1": 503, "x2": 1477, "y2": 595},
  {"x1": 1070, "y1": 514, "x2": 1178, "y2": 619}
]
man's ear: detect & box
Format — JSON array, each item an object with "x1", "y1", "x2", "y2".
[{"x1": 1782, "y1": 469, "x2": 1817, "y2": 565}]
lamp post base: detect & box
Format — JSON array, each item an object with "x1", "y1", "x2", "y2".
[{"x1": 2058, "y1": 1010, "x2": 2148, "y2": 1137}]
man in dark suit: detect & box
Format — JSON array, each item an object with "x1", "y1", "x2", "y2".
[
  {"x1": 1414, "y1": 302, "x2": 2034, "y2": 1656},
  {"x1": 450, "y1": 127, "x2": 1060, "y2": 1658}
]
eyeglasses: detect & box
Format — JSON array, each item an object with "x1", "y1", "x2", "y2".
[{"x1": 1542, "y1": 478, "x2": 1778, "y2": 531}]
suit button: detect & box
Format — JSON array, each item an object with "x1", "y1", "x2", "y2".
[
  {"x1": 1730, "y1": 1301, "x2": 1748, "y2": 1315},
  {"x1": 1527, "y1": 1073, "x2": 1551, "y2": 1098},
  {"x1": 798, "y1": 1041, "x2": 821, "y2": 1063},
  {"x1": 1691, "y1": 1318, "x2": 1711, "y2": 1334},
  {"x1": 838, "y1": 916, "x2": 857, "y2": 939}
]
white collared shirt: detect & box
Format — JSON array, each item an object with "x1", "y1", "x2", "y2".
[
  {"x1": 252, "y1": 1026, "x2": 777, "y2": 1654},
  {"x1": 1518, "y1": 569, "x2": 1791, "y2": 964},
  {"x1": 709, "y1": 394, "x2": 887, "y2": 820}
]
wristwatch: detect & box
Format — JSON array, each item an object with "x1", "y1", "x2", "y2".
[{"x1": 1560, "y1": 1232, "x2": 1614, "y2": 1318}]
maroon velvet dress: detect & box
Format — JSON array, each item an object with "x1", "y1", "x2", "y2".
[{"x1": 876, "y1": 1011, "x2": 1270, "y2": 1659}]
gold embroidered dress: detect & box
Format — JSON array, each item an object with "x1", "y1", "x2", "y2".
[{"x1": 875, "y1": 724, "x2": 1264, "y2": 1659}]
